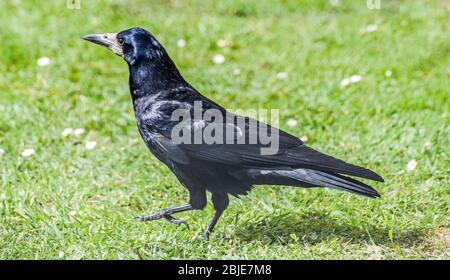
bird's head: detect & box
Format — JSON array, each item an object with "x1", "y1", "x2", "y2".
[
  {"x1": 82, "y1": 27, "x2": 165, "y2": 65},
  {"x1": 83, "y1": 27, "x2": 186, "y2": 94}
]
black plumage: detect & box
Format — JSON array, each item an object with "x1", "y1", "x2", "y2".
[{"x1": 83, "y1": 27, "x2": 384, "y2": 239}]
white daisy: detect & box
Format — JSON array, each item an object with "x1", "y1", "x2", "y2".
[
  {"x1": 287, "y1": 119, "x2": 298, "y2": 127},
  {"x1": 176, "y1": 39, "x2": 186, "y2": 48},
  {"x1": 340, "y1": 75, "x2": 363, "y2": 87},
  {"x1": 406, "y1": 160, "x2": 417, "y2": 171},
  {"x1": 58, "y1": 251, "x2": 65, "y2": 258},
  {"x1": 364, "y1": 24, "x2": 378, "y2": 33},
  {"x1": 350, "y1": 75, "x2": 363, "y2": 83},
  {"x1": 61, "y1": 128, "x2": 73, "y2": 137},
  {"x1": 385, "y1": 69, "x2": 392, "y2": 77},
  {"x1": 21, "y1": 148, "x2": 35, "y2": 157},
  {"x1": 37, "y1": 57, "x2": 51, "y2": 67},
  {"x1": 0, "y1": 148, "x2": 4, "y2": 157},
  {"x1": 329, "y1": 0, "x2": 340, "y2": 6},
  {"x1": 85, "y1": 141, "x2": 97, "y2": 150},
  {"x1": 216, "y1": 39, "x2": 228, "y2": 48},
  {"x1": 73, "y1": 128, "x2": 85, "y2": 137},
  {"x1": 213, "y1": 54, "x2": 225, "y2": 64},
  {"x1": 233, "y1": 68, "x2": 241, "y2": 75},
  {"x1": 276, "y1": 72, "x2": 288, "y2": 80},
  {"x1": 340, "y1": 78, "x2": 351, "y2": 88}
]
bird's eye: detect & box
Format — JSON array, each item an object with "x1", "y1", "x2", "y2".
[{"x1": 118, "y1": 38, "x2": 124, "y2": 46}]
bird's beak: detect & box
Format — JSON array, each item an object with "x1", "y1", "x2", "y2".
[{"x1": 82, "y1": 33, "x2": 123, "y2": 56}]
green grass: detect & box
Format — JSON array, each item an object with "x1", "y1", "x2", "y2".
[{"x1": 0, "y1": 0, "x2": 449, "y2": 259}]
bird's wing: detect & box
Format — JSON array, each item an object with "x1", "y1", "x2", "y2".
[{"x1": 154, "y1": 113, "x2": 383, "y2": 182}]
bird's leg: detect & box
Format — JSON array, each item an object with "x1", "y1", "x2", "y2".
[
  {"x1": 135, "y1": 203, "x2": 193, "y2": 224},
  {"x1": 202, "y1": 193, "x2": 229, "y2": 240},
  {"x1": 202, "y1": 209, "x2": 224, "y2": 240}
]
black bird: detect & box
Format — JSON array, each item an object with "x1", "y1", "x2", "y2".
[{"x1": 83, "y1": 27, "x2": 384, "y2": 240}]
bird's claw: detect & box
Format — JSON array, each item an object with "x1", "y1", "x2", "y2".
[
  {"x1": 134, "y1": 213, "x2": 189, "y2": 229},
  {"x1": 202, "y1": 232, "x2": 210, "y2": 241},
  {"x1": 164, "y1": 215, "x2": 190, "y2": 229}
]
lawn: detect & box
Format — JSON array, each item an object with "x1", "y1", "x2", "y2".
[{"x1": 0, "y1": 0, "x2": 448, "y2": 259}]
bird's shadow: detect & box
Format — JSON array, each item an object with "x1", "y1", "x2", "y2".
[{"x1": 234, "y1": 211, "x2": 425, "y2": 246}]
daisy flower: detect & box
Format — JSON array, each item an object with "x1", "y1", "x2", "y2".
[
  {"x1": 406, "y1": 160, "x2": 417, "y2": 171},
  {"x1": 37, "y1": 57, "x2": 51, "y2": 66},
  {"x1": 213, "y1": 54, "x2": 225, "y2": 64},
  {"x1": 21, "y1": 148, "x2": 35, "y2": 157},
  {"x1": 85, "y1": 141, "x2": 97, "y2": 150}
]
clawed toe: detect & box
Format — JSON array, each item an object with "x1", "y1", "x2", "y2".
[
  {"x1": 134, "y1": 204, "x2": 193, "y2": 226},
  {"x1": 164, "y1": 215, "x2": 190, "y2": 229},
  {"x1": 202, "y1": 232, "x2": 210, "y2": 240},
  {"x1": 134, "y1": 213, "x2": 190, "y2": 229},
  {"x1": 222, "y1": 236, "x2": 231, "y2": 241}
]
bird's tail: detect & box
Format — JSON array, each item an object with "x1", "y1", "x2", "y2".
[
  {"x1": 302, "y1": 169, "x2": 380, "y2": 198},
  {"x1": 250, "y1": 168, "x2": 380, "y2": 198}
]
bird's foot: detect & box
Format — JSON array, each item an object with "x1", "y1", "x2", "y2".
[
  {"x1": 135, "y1": 211, "x2": 189, "y2": 228},
  {"x1": 202, "y1": 232, "x2": 231, "y2": 241},
  {"x1": 202, "y1": 231, "x2": 210, "y2": 241},
  {"x1": 164, "y1": 215, "x2": 189, "y2": 229},
  {"x1": 221, "y1": 235, "x2": 231, "y2": 241}
]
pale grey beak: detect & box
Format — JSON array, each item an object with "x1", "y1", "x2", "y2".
[{"x1": 82, "y1": 33, "x2": 123, "y2": 56}]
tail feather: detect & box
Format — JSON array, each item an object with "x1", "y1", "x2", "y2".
[
  {"x1": 286, "y1": 146, "x2": 385, "y2": 182},
  {"x1": 249, "y1": 168, "x2": 381, "y2": 198},
  {"x1": 310, "y1": 171, "x2": 380, "y2": 198}
]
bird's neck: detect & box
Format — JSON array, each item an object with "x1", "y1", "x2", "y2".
[{"x1": 128, "y1": 59, "x2": 188, "y2": 99}]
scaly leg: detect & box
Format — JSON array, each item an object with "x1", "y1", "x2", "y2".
[
  {"x1": 202, "y1": 209, "x2": 224, "y2": 240},
  {"x1": 203, "y1": 193, "x2": 229, "y2": 240}
]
